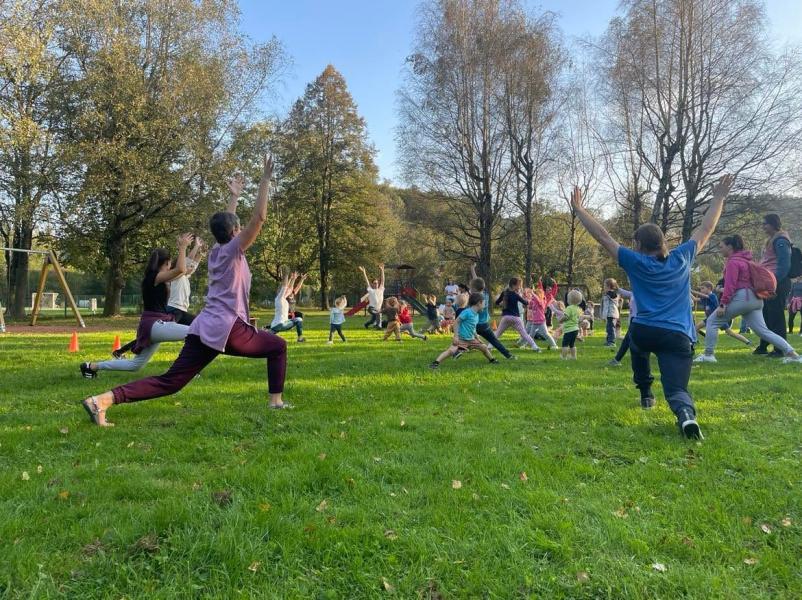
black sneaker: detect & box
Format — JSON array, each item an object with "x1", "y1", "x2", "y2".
[
  {"x1": 753, "y1": 347, "x2": 769, "y2": 356},
  {"x1": 506, "y1": 354, "x2": 518, "y2": 360},
  {"x1": 429, "y1": 361, "x2": 440, "y2": 370},
  {"x1": 488, "y1": 358, "x2": 499, "y2": 364},
  {"x1": 453, "y1": 349, "x2": 465, "y2": 360},
  {"x1": 640, "y1": 396, "x2": 655, "y2": 409},
  {"x1": 80, "y1": 362, "x2": 97, "y2": 379},
  {"x1": 767, "y1": 350, "x2": 784, "y2": 359},
  {"x1": 111, "y1": 349, "x2": 125, "y2": 360},
  {"x1": 677, "y1": 408, "x2": 703, "y2": 440}
]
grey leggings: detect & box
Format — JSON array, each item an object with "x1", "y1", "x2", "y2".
[
  {"x1": 526, "y1": 322, "x2": 558, "y2": 348},
  {"x1": 96, "y1": 320, "x2": 189, "y2": 372},
  {"x1": 704, "y1": 288, "x2": 793, "y2": 356},
  {"x1": 400, "y1": 323, "x2": 426, "y2": 340}
]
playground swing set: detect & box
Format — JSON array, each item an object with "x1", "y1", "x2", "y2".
[{"x1": 0, "y1": 247, "x2": 85, "y2": 330}]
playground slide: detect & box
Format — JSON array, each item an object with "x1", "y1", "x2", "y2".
[
  {"x1": 345, "y1": 300, "x2": 369, "y2": 317},
  {"x1": 400, "y1": 294, "x2": 427, "y2": 316}
]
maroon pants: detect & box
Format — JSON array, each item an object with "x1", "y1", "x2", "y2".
[{"x1": 112, "y1": 319, "x2": 287, "y2": 404}]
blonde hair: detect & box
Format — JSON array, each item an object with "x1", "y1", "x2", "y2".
[
  {"x1": 700, "y1": 281, "x2": 714, "y2": 291},
  {"x1": 385, "y1": 297, "x2": 399, "y2": 309},
  {"x1": 567, "y1": 289, "x2": 583, "y2": 306},
  {"x1": 456, "y1": 293, "x2": 468, "y2": 308},
  {"x1": 334, "y1": 295, "x2": 347, "y2": 309}
]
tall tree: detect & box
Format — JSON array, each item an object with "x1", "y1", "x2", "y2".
[
  {"x1": 277, "y1": 65, "x2": 379, "y2": 309},
  {"x1": 398, "y1": 0, "x2": 516, "y2": 281},
  {"x1": 56, "y1": 0, "x2": 287, "y2": 314},
  {"x1": 0, "y1": 0, "x2": 67, "y2": 318}
]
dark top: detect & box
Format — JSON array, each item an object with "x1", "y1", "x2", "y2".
[
  {"x1": 454, "y1": 306, "x2": 467, "y2": 318},
  {"x1": 382, "y1": 307, "x2": 399, "y2": 322},
  {"x1": 496, "y1": 290, "x2": 526, "y2": 317},
  {"x1": 426, "y1": 302, "x2": 438, "y2": 320},
  {"x1": 142, "y1": 270, "x2": 169, "y2": 313}
]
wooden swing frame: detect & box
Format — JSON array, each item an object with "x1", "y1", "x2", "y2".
[{"x1": 0, "y1": 247, "x2": 85, "y2": 328}]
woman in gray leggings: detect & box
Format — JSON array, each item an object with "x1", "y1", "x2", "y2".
[{"x1": 695, "y1": 234, "x2": 801, "y2": 364}]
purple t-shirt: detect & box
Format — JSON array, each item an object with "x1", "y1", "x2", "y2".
[{"x1": 188, "y1": 233, "x2": 252, "y2": 351}]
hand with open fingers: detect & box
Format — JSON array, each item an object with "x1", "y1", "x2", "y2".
[
  {"x1": 227, "y1": 174, "x2": 245, "y2": 197},
  {"x1": 178, "y1": 233, "x2": 194, "y2": 248},
  {"x1": 263, "y1": 154, "x2": 274, "y2": 179},
  {"x1": 712, "y1": 174, "x2": 735, "y2": 199},
  {"x1": 570, "y1": 186, "x2": 584, "y2": 211}
]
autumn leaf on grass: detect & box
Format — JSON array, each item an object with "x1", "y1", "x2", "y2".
[
  {"x1": 131, "y1": 533, "x2": 160, "y2": 555},
  {"x1": 613, "y1": 507, "x2": 628, "y2": 519},
  {"x1": 576, "y1": 571, "x2": 590, "y2": 583},
  {"x1": 519, "y1": 472, "x2": 528, "y2": 482},
  {"x1": 57, "y1": 490, "x2": 70, "y2": 501},
  {"x1": 381, "y1": 577, "x2": 395, "y2": 592},
  {"x1": 318, "y1": 453, "x2": 327, "y2": 461},
  {"x1": 37, "y1": 465, "x2": 43, "y2": 474},
  {"x1": 212, "y1": 490, "x2": 233, "y2": 508},
  {"x1": 760, "y1": 523, "x2": 772, "y2": 534},
  {"x1": 500, "y1": 483, "x2": 510, "y2": 490},
  {"x1": 451, "y1": 480, "x2": 462, "y2": 490},
  {"x1": 258, "y1": 503, "x2": 271, "y2": 512},
  {"x1": 384, "y1": 529, "x2": 398, "y2": 540},
  {"x1": 651, "y1": 563, "x2": 667, "y2": 572},
  {"x1": 21, "y1": 472, "x2": 29, "y2": 481},
  {"x1": 781, "y1": 517, "x2": 792, "y2": 527},
  {"x1": 316, "y1": 499, "x2": 328, "y2": 512},
  {"x1": 743, "y1": 557, "x2": 759, "y2": 565},
  {"x1": 59, "y1": 427, "x2": 69, "y2": 435},
  {"x1": 248, "y1": 561, "x2": 261, "y2": 573}
]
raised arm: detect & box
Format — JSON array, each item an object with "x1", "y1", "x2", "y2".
[
  {"x1": 226, "y1": 174, "x2": 245, "y2": 214},
  {"x1": 292, "y1": 273, "x2": 308, "y2": 296},
  {"x1": 155, "y1": 233, "x2": 193, "y2": 284},
  {"x1": 284, "y1": 272, "x2": 298, "y2": 298},
  {"x1": 570, "y1": 186, "x2": 620, "y2": 259},
  {"x1": 470, "y1": 263, "x2": 478, "y2": 280},
  {"x1": 188, "y1": 237, "x2": 204, "y2": 261},
  {"x1": 378, "y1": 264, "x2": 385, "y2": 288},
  {"x1": 358, "y1": 266, "x2": 371, "y2": 288},
  {"x1": 691, "y1": 174, "x2": 733, "y2": 252},
  {"x1": 238, "y1": 155, "x2": 273, "y2": 251}
]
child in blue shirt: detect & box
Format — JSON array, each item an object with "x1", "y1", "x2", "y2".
[
  {"x1": 327, "y1": 295, "x2": 347, "y2": 344},
  {"x1": 692, "y1": 281, "x2": 751, "y2": 346},
  {"x1": 429, "y1": 292, "x2": 498, "y2": 369}
]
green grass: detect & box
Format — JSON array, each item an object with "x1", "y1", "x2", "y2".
[{"x1": 1, "y1": 312, "x2": 800, "y2": 598}]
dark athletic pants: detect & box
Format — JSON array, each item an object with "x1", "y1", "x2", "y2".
[
  {"x1": 629, "y1": 322, "x2": 695, "y2": 418},
  {"x1": 476, "y1": 322, "x2": 512, "y2": 358},
  {"x1": 614, "y1": 330, "x2": 631, "y2": 362},
  {"x1": 112, "y1": 319, "x2": 287, "y2": 404},
  {"x1": 606, "y1": 317, "x2": 616, "y2": 344},
  {"x1": 757, "y1": 277, "x2": 790, "y2": 352},
  {"x1": 329, "y1": 323, "x2": 346, "y2": 341},
  {"x1": 116, "y1": 308, "x2": 195, "y2": 356}
]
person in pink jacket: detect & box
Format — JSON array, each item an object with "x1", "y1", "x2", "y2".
[
  {"x1": 525, "y1": 278, "x2": 559, "y2": 350},
  {"x1": 695, "y1": 234, "x2": 801, "y2": 363}
]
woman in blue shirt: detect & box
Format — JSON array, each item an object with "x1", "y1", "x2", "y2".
[{"x1": 569, "y1": 175, "x2": 734, "y2": 440}]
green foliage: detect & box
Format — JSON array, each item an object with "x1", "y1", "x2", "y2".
[{"x1": 1, "y1": 316, "x2": 801, "y2": 597}]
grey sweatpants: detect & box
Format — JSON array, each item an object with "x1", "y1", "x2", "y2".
[
  {"x1": 400, "y1": 323, "x2": 426, "y2": 340},
  {"x1": 704, "y1": 288, "x2": 793, "y2": 356},
  {"x1": 526, "y1": 322, "x2": 558, "y2": 348},
  {"x1": 96, "y1": 320, "x2": 190, "y2": 372}
]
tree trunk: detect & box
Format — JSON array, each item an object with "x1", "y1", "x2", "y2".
[
  {"x1": 478, "y1": 192, "x2": 493, "y2": 282},
  {"x1": 6, "y1": 225, "x2": 33, "y2": 320},
  {"x1": 103, "y1": 232, "x2": 126, "y2": 316},
  {"x1": 567, "y1": 213, "x2": 577, "y2": 287},
  {"x1": 523, "y1": 203, "x2": 533, "y2": 287},
  {"x1": 319, "y1": 264, "x2": 329, "y2": 311}
]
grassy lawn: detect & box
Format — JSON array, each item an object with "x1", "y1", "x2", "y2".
[{"x1": 0, "y1": 312, "x2": 800, "y2": 598}]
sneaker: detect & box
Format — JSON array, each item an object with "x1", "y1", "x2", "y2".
[
  {"x1": 549, "y1": 346, "x2": 558, "y2": 351},
  {"x1": 693, "y1": 354, "x2": 717, "y2": 363},
  {"x1": 80, "y1": 362, "x2": 97, "y2": 379},
  {"x1": 453, "y1": 349, "x2": 465, "y2": 360},
  {"x1": 745, "y1": 340, "x2": 753, "y2": 346},
  {"x1": 530, "y1": 346, "x2": 542, "y2": 353},
  {"x1": 326, "y1": 340, "x2": 333, "y2": 345},
  {"x1": 506, "y1": 354, "x2": 518, "y2": 360},
  {"x1": 488, "y1": 358, "x2": 499, "y2": 364},
  {"x1": 429, "y1": 361, "x2": 440, "y2": 370},
  {"x1": 677, "y1": 408, "x2": 703, "y2": 440},
  {"x1": 753, "y1": 347, "x2": 769, "y2": 356},
  {"x1": 423, "y1": 335, "x2": 428, "y2": 341},
  {"x1": 607, "y1": 359, "x2": 621, "y2": 367},
  {"x1": 605, "y1": 342, "x2": 616, "y2": 348},
  {"x1": 768, "y1": 350, "x2": 784, "y2": 359},
  {"x1": 782, "y1": 355, "x2": 802, "y2": 364},
  {"x1": 640, "y1": 396, "x2": 655, "y2": 409},
  {"x1": 111, "y1": 349, "x2": 125, "y2": 360}
]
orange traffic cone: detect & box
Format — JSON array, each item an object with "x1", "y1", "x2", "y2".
[
  {"x1": 492, "y1": 319, "x2": 497, "y2": 330},
  {"x1": 68, "y1": 331, "x2": 79, "y2": 353},
  {"x1": 112, "y1": 335, "x2": 121, "y2": 352}
]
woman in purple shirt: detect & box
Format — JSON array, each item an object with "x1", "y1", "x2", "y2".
[{"x1": 82, "y1": 155, "x2": 289, "y2": 426}]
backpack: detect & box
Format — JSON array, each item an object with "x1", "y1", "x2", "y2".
[
  {"x1": 789, "y1": 244, "x2": 802, "y2": 279},
  {"x1": 748, "y1": 261, "x2": 777, "y2": 299}
]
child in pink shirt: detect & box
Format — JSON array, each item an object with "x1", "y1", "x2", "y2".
[{"x1": 525, "y1": 278, "x2": 559, "y2": 350}]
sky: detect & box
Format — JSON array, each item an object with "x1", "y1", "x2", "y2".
[{"x1": 238, "y1": 0, "x2": 802, "y2": 184}]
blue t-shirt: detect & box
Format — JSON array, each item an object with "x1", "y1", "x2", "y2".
[
  {"x1": 617, "y1": 240, "x2": 698, "y2": 341},
  {"x1": 457, "y1": 308, "x2": 479, "y2": 340},
  {"x1": 703, "y1": 292, "x2": 719, "y2": 316},
  {"x1": 476, "y1": 291, "x2": 490, "y2": 324}
]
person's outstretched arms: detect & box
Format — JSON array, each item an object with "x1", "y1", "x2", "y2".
[
  {"x1": 284, "y1": 272, "x2": 298, "y2": 298},
  {"x1": 239, "y1": 155, "x2": 273, "y2": 251},
  {"x1": 156, "y1": 233, "x2": 193, "y2": 284},
  {"x1": 292, "y1": 273, "x2": 308, "y2": 296},
  {"x1": 570, "y1": 186, "x2": 620, "y2": 259},
  {"x1": 378, "y1": 264, "x2": 385, "y2": 288},
  {"x1": 691, "y1": 174, "x2": 734, "y2": 252},
  {"x1": 358, "y1": 266, "x2": 371, "y2": 288},
  {"x1": 226, "y1": 174, "x2": 245, "y2": 214}
]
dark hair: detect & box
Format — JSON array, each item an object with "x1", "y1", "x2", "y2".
[
  {"x1": 469, "y1": 277, "x2": 485, "y2": 292},
  {"x1": 634, "y1": 223, "x2": 668, "y2": 260},
  {"x1": 763, "y1": 214, "x2": 781, "y2": 231},
  {"x1": 722, "y1": 234, "x2": 745, "y2": 252},
  {"x1": 144, "y1": 248, "x2": 170, "y2": 277},
  {"x1": 508, "y1": 277, "x2": 520, "y2": 288},
  {"x1": 468, "y1": 292, "x2": 484, "y2": 307},
  {"x1": 458, "y1": 283, "x2": 469, "y2": 293},
  {"x1": 209, "y1": 211, "x2": 240, "y2": 244}
]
